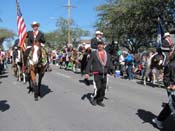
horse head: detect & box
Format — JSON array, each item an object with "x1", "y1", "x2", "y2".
[{"x1": 29, "y1": 40, "x2": 42, "y2": 65}]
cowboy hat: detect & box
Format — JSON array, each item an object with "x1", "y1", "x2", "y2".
[
  {"x1": 31, "y1": 21, "x2": 40, "y2": 27},
  {"x1": 164, "y1": 32, "x2": 170, "y2": 37},
  {"x1": 95, "y1": 31, "x2": 103, "y2": 35}
]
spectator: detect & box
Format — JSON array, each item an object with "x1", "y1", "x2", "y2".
[{"x1": 124, "y1": 51, "x2": 134, "y2": 80}]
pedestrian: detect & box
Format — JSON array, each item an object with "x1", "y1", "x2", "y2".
[
  {"x1": 0, "y1": 48, "x2": 3, "y2": 73},
  {"x1": 124, "y1": 51, "x2": 134, "y2": 80},
  {"x1": 141, "y1": 55, "x2": 147, "y2": 80},
  {"x1": 119, "y1": 52, "x2": 125, "y2": 77},
  {"x1": 152, "y1": 47, "x2": 175, "y2": 129},
  {"x1": 90, "y1": 31, "x2": 103, "y2": 51},
  {"x1": 85, "y1": 41, "x2": 113, "y2": 107},
  {"x1": 4, "y1": 52, "x2": 8, "y2": 69}
]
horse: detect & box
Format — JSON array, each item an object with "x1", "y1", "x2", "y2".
[
  {"x1": 15, "y1": 47, "x2": 27, "y2": 83},
  {"x1": 15, "y1": 47, "x2": 23, "y2": 82},
  {"x1": 28, "y1": 41, "x2": 47, "y2": 101},
  {"x1": 71, "y1": 49, "x2": 81, "y2": 72},
  {"x1": 149, "y1": 51, "x2": 166, "y2": 87}
]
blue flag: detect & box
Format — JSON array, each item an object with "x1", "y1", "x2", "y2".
[{"x1": 157, "y1": 20, "x2": 164, "y2": 48}]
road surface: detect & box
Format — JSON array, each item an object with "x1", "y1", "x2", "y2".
[{"x1": 0, "y1": 65, "x2": 174, "y2": 131}]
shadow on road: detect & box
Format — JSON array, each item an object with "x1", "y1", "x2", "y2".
[
  {"x1": 0, "y1": 75, "x2": 8, "y2": 79},
  {"x1": 40, "y1": 84, "x2": 53, "y2": 98},
  {"x1": 0, "y1": 100, "x2": 10, "y2": 112},
  {"x1": 136, "y1": 109, "x2": 175, "y2": 131},
  {"x1": 136, "y1": 80, "x2": 165, "y2": 88}
]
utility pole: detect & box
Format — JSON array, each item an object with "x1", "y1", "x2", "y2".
[
  {"x1": 64, "y1": 0, "x2": 76, "y2": 46},
  {"x1": 68, "y1": 0, "x2": 71, "y2": 45}
]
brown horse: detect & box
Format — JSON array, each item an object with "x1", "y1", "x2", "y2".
[{"x1": 28, "y1": 41, "x2": 47, "y2": 101}]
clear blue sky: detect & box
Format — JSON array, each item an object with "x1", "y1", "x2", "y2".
[{"x1": 0, "y1": 0, "x2": 106, "y2": 37}]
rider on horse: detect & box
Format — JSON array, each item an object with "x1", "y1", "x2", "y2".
[
  {"x1": 24, "y1": 21, "x2": 48, "y2": 72},
  {"x1": 161, "y1": 32, "x2": 174, "y2": 65}
]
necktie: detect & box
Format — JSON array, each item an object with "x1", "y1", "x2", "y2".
[{"x1": 99, "y1": 51, "x2": 105, "y2": 63}]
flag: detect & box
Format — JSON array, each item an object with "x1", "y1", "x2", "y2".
[
  {"x1": 16, "y1": 0, "x2": 27, "y2": 51},
  {"x1": 157, "y1": 19, "x2": 164, "y2": 48}
]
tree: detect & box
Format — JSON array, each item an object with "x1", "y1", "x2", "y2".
[
  {"x1": 0, "y1": 28, "x2": 15, "y2": 49},
  {"x1": 96, "y1": 0, "x2": 175, "y2": 53},
  {"x1": 45, "y1": 17, "x2": 89, "y2": 49}
]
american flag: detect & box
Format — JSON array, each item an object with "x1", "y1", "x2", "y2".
[{"x1": 16, "y1": 0, "x2": 27, "y2": 51}]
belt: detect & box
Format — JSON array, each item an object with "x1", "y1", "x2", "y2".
[{"x1": 93, "y1": 72, "x2": 107, "y2": 76}]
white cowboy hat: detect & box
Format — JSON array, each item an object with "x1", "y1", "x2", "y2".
[
  {"x1": 31, "y1": 21, "x2": 40, "y2": 27},
  {"x1": 95, "y1": 31, "x2": 103, "y2": 35},
  {"x1": 164, "y1": 32, "x2": 170, "y2": 37}
]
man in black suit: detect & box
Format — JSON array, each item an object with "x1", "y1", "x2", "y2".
[
  {"x1": 24, "y1": 21, "x2": 47, "y2": 70},
  {"x1": 90, "y1": 31, "x2": 103, "y2": 51},
  {"x1": 85, "y1": 41, "x2": 114, "y2": 107}
]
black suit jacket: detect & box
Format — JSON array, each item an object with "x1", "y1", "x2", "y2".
[
  {"x1": 85, "y1": 51, "x2": 114, "y2": 75},
  {"x1": 27, "y1": 31, "x2": 45, "y2": 46}
]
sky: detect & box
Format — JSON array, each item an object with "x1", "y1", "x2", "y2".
[{"x1": 0, "y1": 0, "x2": 107, "y2": 37}]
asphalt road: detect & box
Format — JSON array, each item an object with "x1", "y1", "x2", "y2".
[{"x1": 0, "y1": 65, "x2": 175, "y2": 131}]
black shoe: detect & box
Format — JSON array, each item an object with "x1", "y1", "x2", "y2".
[
  {"x1": 97, "y1": 102, "x2": 105, "y2": 107},
  {"x1": 90, "y1": 99, "x2": 97, "y2": 106},
  {"x1": 84, "y1": 79, "x2": 90, "y2": 86}
]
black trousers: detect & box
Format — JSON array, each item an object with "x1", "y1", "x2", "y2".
[
  {"x1": 157, "y1": 103, "x2": 171, "y2": 121},
  {"x1": 93, "y1": 74, "x2": 107, "y2": 103},
  {"x1": 157, "y1": 93, "x2": 175, "y2": 121}
]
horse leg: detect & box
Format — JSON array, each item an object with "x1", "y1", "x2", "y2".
[
  {"x1": 28, "y1": 74, "x2": 33, "y2": 93},
  {"x1": 38, "y1": 70, "x2": 44, "y2": 97},
  {"x1": 34, "y1": 74, "x2": 39, "y2": 101},
  {"x1": 152, "y1": 71, "x2": 156, "y2": 85},
  {"x1": 16, "y1": 66, "x2": 18, "y2": 81},
  {"x1": 38, "y1": 75, "x2": 42, "y2": 97},
  {"x1": 18, "y1": 65, "x2": 22, "y2": 82},
  {"x1": 30, "y1": 67, "x2": 38, "y2": 101},
  {"x1": 33, "y1": 81, "x2": 38, "y2": 101}
]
